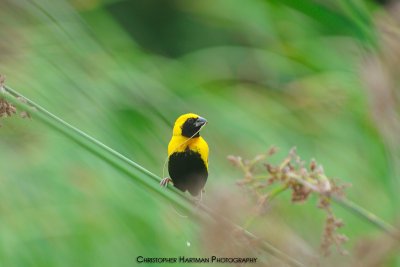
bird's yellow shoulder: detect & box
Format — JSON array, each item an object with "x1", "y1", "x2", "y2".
[{"x1": 168, "y1": 136, "x2": 209, "y2": 171}]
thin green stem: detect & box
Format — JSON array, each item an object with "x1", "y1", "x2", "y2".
[
  {"x1": 253, "y1": 174, "x2": 271, "y2": 180},
  {"x1": 243, "y1": 216, "x2": 256, "y2": 230},
  {"x1": 1, "y1": 86, "x2": 305, "y2": 267},
  {"x1": 241, "y1": 185, "x2": 288, "y2": 238},
  {"x1": 332, "y1": 194, "x2": 399, "y2": 237},
  {"x1": 266, "y1": 178, "x2": 399, "y2": 238},
  {"x1": 268, "y1": 184, "x2": 289, "y2": 201}
]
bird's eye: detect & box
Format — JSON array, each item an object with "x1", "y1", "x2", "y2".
[{"x1": 187, "y1": 118, "x2": 194, "y2": 123}]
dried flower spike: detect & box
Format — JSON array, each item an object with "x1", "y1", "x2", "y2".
[
  {"x1": 229, "y1": 146, "x2": 350, "y2": 258},
  {"x1": 0, "y1": 75, "x2": 33, "y2": 124}
]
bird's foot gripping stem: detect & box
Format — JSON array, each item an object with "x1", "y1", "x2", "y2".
[
  {"x1": 194, "y1": 189, "x2": 204, "y2": 208},
  {"x1": 160, "y1": 177, "x2": 172, "y2": 188}
]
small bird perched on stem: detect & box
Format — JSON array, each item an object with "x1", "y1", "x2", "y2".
[{"x1": 160, "y1": 113, "x2": 209, "y2": 201}]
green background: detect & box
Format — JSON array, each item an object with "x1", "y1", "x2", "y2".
[{"x1": 0, "y1": 0, "x2": 399, "y2": 266}]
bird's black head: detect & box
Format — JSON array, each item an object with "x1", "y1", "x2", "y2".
[
  {"x1": 181, "y1": 116, "x2": 207, "y2": 138},
  {"x1": 172, "y1": 113, "x2": 208, "y2": 138},
  {"x1": 171, "y1": 113, "x2": 207, "y2": 138}
]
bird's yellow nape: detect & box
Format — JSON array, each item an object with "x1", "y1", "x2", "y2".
[{"x1": 172, "y1": 113, "x2": 200, "y2": 136}]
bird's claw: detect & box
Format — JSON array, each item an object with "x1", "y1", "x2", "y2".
[
  {"x1": 194, "y1": 190, "x2": 203, "y2": 209},
  {"x1": 160, "y1": 177, "x2": 172, "y2": 188}
]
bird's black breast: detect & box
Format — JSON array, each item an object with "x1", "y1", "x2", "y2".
[{"x1": 168, "y1": 148, "x2": 208, "y2": 196}]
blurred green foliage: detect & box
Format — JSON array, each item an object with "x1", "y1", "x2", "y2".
[{"x1": 0, "y1": 0, "x2": 398, "y2": 266}]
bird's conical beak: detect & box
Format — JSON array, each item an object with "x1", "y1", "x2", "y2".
[{"x1": 194, "y1": 117, "x2": 207, "y2": 127}]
